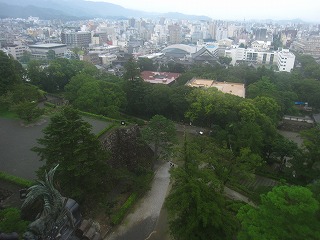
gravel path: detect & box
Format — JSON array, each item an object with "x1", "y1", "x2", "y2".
[{"x1": 105, "y1": 161, "x2": 171, "y2": 240}]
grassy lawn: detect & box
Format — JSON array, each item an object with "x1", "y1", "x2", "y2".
[{"x1": 0, "y1": 109, "x2": 18, "y2": 119}]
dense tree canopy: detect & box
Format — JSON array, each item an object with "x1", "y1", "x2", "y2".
[
  {"x1": 0, "y1": 51, "x2": 23, "y2": 95},
  {"x1": 32, "y1": 107, "x2": 109, "y2": 200},
  {"x1": 166, "y1": 139, "x2": 238, "y2": 240},
  {"x1": 142, "y1": 115, "x2": 177, "y2": 160},
  {"x1": 65, "y1": 73, "x2": 126, "y2": 117},
  {"x1": 237, "y1": 185, "x2": 320, "y2": 240}
]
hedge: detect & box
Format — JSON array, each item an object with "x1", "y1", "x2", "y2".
[
  {"x1": 44, "y1": 102, "x2": 56, "y2": 108},
  {"x1": 111, "y1": 193, "x2": 137, "y2": 225},
  {"x1": 0, "y1": 171, "x2": 34, "y2": 188},
  {"x1": 78, "y1": 110, "x2": 118, "y2": 123}
]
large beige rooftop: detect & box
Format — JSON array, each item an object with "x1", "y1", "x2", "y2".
[{"x1": 186, "y1": 78, "x2": 245, "y2": 98}]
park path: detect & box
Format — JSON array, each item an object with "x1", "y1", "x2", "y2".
[{"x1": 105, "y1": 161, "x2": 171, "y2": 240}]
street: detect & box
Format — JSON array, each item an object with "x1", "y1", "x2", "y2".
[{"x1": 105, "y1": 161, "x2": 171, "y2": 240}]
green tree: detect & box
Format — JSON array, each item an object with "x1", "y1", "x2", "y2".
[
  {"x1": 186, "y1": 87, "x2": 242, "y2": 127},
  {"x1": 46, "y1": 49, "x2": 56, "y2": 61},
  {"x1": 12, "y1": 101, "x2": 44, "y2": 123},
  {"x1": 20, "y1": 51, "x2": 32, "y2": 64},
  {"x1": 237, "y1": 185, "x2": 320, "y2": 240},
  {"x1": 124, "y1": 57, "x2": 140, "y2": 81},
  {"x1": 292, "y1": 78, "x2": 320, "y2": 109},
  {"x1": 252, "y1": 96, "x2": 281, "y2": 124},
  {"x1": 142, "y1": 115, "x2": 177, "y2": 160},
  {"x1": 32, "y1": 107, "x2": 109, "y2": 200},
  {"x1": 138, "y1": 57, "x2": 156, "y2": 71},
  {"x1": 291, "y1": 126, "x2": 320, "y2": 183},
  {"x1": 10, "y1": 84, "x2": 44, "y2": 104},
  {"x1": 65, "y1": 73, "x2": 126, "y2": 117},
  {"x1": 26, "y1": 60, "x2": 45, "y2": 87},
  {"x1": 268, "y1": 134, "x2": 298, "y2": 170},
  {"x1": 219, "y1": 56, "x2": 232, "y2": 65},
  {"x1": 188, "y1": 136, "x2": 262, "y2": 185},
  {"x1": 144, "y1": 84, "x2": 173, "y2": 117},
  {"x1": 0, "y1": 208, "x2": 29, "y2": 235},
  {"x1": 169, "y1": 85, "x2": 192, "y2": 121},
  {"x1": 0, "y1": 51, "x2": 22, "y2": 95},
  {"x1": 123, "y1": 76, "x2": 147, "y2": 116},
  {"x1": 165, "y1": 140, "x2": 237, "y2": 240}
]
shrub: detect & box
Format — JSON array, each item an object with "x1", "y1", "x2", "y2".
[
  {"x1": 0, "y1": 171, "x2": 33, "y2": 187},
  {"x1": 0, "y1": 208, "x2": 29, "y2": 234},
  {"x1": 111, "y1": 193, "x2": 137, "y2": 225},
  {"x1": 78, "y1": 110, "x2": 117, "y2": 123}
]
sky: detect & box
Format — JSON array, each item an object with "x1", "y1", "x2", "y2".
[{"x1": 87, "y1": 0, "x2": 320, "y2": 22}]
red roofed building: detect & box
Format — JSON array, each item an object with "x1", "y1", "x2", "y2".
[{"x1": 140, "y1": 71, "x2": 181, "y2": 85}]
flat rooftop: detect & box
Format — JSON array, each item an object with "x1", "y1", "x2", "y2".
[
  {"x1": 186, "y1": 78, "x2": 245, "y2": 98},
  {"x1": 29, "y1": 43, "x2": 67, "y2": 48}
]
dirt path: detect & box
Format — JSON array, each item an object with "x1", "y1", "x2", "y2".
[{"x1": 105, "y1": 161, "x2": 171, "y2": 240}]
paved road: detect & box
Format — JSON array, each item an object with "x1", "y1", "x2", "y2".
[
  {"x1": 105, "y1": 161, "x2": 171, "y2": 240},
  {"x1": 0, "y1": 116, "x2": 109, "y2": 180}
]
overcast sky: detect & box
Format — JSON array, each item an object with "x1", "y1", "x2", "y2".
[{"x1": 88, "y1": 0, "x2": 320, "y2": 22}]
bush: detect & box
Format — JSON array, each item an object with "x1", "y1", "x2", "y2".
[
  {"x1": 11, "y1": 102, "x2": 44, "y2": 123},
  {"x1": 44, "y1": 102, "x2": 56, "y2": 108},
  {"x1": 0, "y1": 208, "x2": 29, "y2": 234},
  {"x1": 111, "y1": 193, "x2": 137, "y2": 225},
  {"x1": 0, "y1": 171, "x2": 33, "y2": 187}
]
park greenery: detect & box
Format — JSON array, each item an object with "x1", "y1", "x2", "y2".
[{"x1": 1, "y1": 49, "x2": 320, "y2": 238}]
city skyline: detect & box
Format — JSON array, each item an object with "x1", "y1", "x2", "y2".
[{"x1": 87, "y1": 0, "x2": 320, "y2": 22}]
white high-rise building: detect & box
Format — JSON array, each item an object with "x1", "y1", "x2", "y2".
[{"x1": 277, "y1": 49, "x2": 295, "y2": 72}]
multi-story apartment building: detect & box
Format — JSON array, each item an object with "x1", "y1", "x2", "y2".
[
  {"x1": 61, "y1": 31, "x2": 92, "y2": 48},
  {"x1": 7, "y1": 44, "x2": 28, "y2": 60},
  {"x1": 291, "y1": 36, "x2": 320, "y2": 58},
  {"x1": 168, "y1": 24, "x2": 181, "y2": 44},
  {"x1": 277, "y1": 49, "x2": 295, "y2": 72}
]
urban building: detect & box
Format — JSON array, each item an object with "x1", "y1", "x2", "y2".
[
  {"x1": 100, "y1": 54, "x2": 117, "y2": 66},
  {"x1": 225, "y1": 46, "x2": 295, "y2": 72},
  {"x1": 88, "y1": 45, "x2": 120, "y2": 55},
  {"x1": 291, "y1": 36, "x2": 320, "y2": 58},
  {"x1": 277, "y1": 49, "x2": 295, "y2": 72},
  {"x1": 29, "y1": 43, "x2": 67, "y2": 60},
  {"x1": 7, "y1": 44, "x2": 28, "y2": 60},
  {"x1": 61, "y1": 31, "x2": 92, "y2": 47},
  {"x1": 162, "y1": 44, "x2": 198, "y2": 59},
  {"x1": 80, "y1": 53, "x2": 101, "y2": 65},
  {"x1": 168, "y1": 24, "x2": 182, "y2": 44}
]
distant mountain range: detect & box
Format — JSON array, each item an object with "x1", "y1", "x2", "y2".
[{"x1": 0, "y1": 0, "x2": 211, "y2": 20}]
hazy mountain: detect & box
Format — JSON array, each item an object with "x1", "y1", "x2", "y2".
[
  {"x1": 160, "y1": 12, "x2": 210, "y2": 21},
  {"x1": 248, "y1": 18, "x2": 306, "y2": 24},
  {"x1": 0, "y1": 0, "x2": 211, "y2": 20},
  {"x1": 0, "y1": 2, "x2": 81, "y2": 20}
]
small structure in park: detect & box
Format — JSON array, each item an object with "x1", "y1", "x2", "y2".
[{"x1": 22, "y1": 165, "x2": 82, "y2": 240}]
